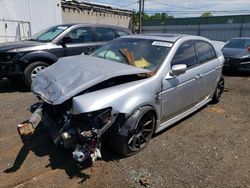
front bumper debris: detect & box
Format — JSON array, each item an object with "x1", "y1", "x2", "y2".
[
  {"x1": 17, "y1": 102, "x2": 113, "y2": 164},
  {"x1": 17, "y1": 103, "x2": 42, "y2": 136},
  {"x1": 17, "y1": 122, "x2": 35, "y2": 136}
]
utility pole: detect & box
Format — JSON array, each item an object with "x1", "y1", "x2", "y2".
[
  {"x1": 138, "y1": 0, "x2": 145, "y2": 34},
  {"x1": 138, "y1": 0, "x2": 142, "y2": 33},
  {"x1": 142, "y1": 0, "x2": 144, "y2": 33}
]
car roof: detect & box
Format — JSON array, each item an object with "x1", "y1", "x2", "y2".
[
  {"x1": 230, "y1": 37, "x2": 250, "y2": 40},
  {"x1": 120, "y1": 33, "x2": 187, "y2": 43},
  {"x1": 120, "y1": 33, "x2": 213, "y2": 43},
  {"x1": 54, "y1": 23, "x2": 131, "y2": 32}
]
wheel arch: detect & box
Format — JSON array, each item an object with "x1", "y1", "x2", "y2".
[
  {"x1": 19, "y1": 51, "x2": 58, "y2": 71},
  {"x1": 117, "y1": 105, "x2": 157, "y2": 137}
]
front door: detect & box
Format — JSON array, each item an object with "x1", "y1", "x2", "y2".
[
  {"x1": 160, "y1": 40, "x2": 201, "y2": 122},
  {"x1": 61, "y1": 27, "x2": 98, "y2": 56}
]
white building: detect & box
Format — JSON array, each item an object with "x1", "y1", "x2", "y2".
[
  {"x1": 0, "y1": 0, "x2": 133, "y2": 43},
  {"x1": 61, "y1": 0, "x2": 133, "y2": 29},
  {"x1": 0, "y1": 0, "x2": 62, "y2": 42}
]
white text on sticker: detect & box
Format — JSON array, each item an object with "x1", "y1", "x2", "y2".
[{"x1": 152, "y1": 41, "x2": 173, "y2": 47}]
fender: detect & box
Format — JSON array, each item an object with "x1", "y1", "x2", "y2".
[
  {"x1": 72, "y1": 78, "x2": 161, "y2": 118},
  {"x1": 18, "y1": 51, "x2": 58, "y2": 67},
  {"x1": 117, "y1": 106, "x2": 156, "y2": 136}
]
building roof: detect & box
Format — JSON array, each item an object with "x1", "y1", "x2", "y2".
[{"x1": 61, "y1": 0, "x2": 133, "y2": 16}]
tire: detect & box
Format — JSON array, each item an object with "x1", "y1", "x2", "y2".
[
  {"x1": 211, "y1": 77, "x2": 224, "y2": 104},
  {"x1": 23, "y1": 61, "x2": 49, "y2": 88},
  {"x1": 112, "y1": 107, "x2": 156, "y2": 157}
]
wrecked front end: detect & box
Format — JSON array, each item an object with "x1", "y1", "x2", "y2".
[
  {"x1": 18, "y1": 100, "x2": 117, "y2": 163},
  {"x1": 17, "y1": 55, "x2": 151, "y2": 164}
]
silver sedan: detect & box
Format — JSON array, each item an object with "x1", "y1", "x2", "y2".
[{"x1": 18, "y1": 34, "x2": 225, "y2": 163}]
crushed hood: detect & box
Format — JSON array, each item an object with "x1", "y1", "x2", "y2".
[{"x1": 32, "y1": 55, "x2": 150, "y2": 105}]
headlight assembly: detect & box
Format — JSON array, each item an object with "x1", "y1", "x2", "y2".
[
  {"x1": 73, "y1": 107, "x2": 113, "y2": 131},
  {"x1": 94, "y1": 107, "x2": 112, "y2": 125},
  {"x1": 0, "y1": 52, "x2": 16, "y2": 62}
]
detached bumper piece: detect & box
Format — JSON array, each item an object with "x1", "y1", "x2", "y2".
[
  {"x1": 17, "y1": 122, "x2": 35, "y2": 136},
  {"x1": 17, "y1": 103, "x2": 42, "y2": 137}
]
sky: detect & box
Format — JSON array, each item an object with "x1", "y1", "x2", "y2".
[{"x1": 83, "y1": 0, "x2": 250, "y2": 18}]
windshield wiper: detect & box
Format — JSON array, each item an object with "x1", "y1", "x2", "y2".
[{"x1": 26, "y1": 38, "x2": 37, "y2": 41}]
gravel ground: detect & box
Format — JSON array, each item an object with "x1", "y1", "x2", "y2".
[{"x1": 0, "y1": 72, "x2": 249, "y2": 188}]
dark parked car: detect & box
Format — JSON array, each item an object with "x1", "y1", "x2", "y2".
[
  {"x1": 222, "y1": 38, "x2": 250, "y2": 71},
  {"x1": 0, "y1": 24, "x2": 131, "y2": 86}
]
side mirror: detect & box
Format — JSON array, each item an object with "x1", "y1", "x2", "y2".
[
  {"x1": 60, "y1": 36, "x2": 72, "y2": 47},
  {"x1": 171, "y1": 64, "x2": 187, "y2": 76}
]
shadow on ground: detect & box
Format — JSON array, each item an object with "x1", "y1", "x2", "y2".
[
  {"x1": 3, "y1": 123, "x2": 93, "y2": 184},
  {"x1": 0, "y1": 78, "x2": 29, "y2": 93},
  {"x1": 2, "y1": 123, "x2": 121, "y2": 184}
]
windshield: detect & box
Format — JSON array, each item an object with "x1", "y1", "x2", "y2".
[
  {"x1": 224, "y1": 38, "x2": 250, "y2": 49},
  {"x1": 29, "y1": 25, "x2": 70, "y2": 42},
  {"x1": 91, "y1": 38, "x2": 171, "y2": 71}
]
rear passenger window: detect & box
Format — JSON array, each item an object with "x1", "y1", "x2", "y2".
[
  {"x1": 171, "y1": 41, "x2": 197, "y2": 68},
  {"x1": 115, "y1": 30, "x2": 129, "y2": 37},
  {"x1": 95, "y1": 28, "x2": 116, "y2": 41},
  {"x1": 194, "y1": 41, "x2": 216, "y2": 63}
]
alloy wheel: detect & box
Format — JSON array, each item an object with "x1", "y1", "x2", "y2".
[
  {"x1": 31, "y1": 65, "x2": 46, "y2": 80},
  {"x1": 128, "y1": 112, "x2": 155, "y2": 152}
]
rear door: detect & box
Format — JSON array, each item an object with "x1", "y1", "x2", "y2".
[
  {"x1": 161, "y1": 40, "x2": 202, "y2": 122},
  {"x1": 93, "y1": 27, "x2": 117, "y2": 50},
  {"x1": 193, "y1": 40, "x2": 221, "y2": 101}
]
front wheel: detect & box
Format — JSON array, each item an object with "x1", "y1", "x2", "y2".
[
  {"x1": 23, "y1": 61, "x2": 49, "y2": 87},
  {"x1": 112, "y1": 107, "x2": 156, "y2": 157}
]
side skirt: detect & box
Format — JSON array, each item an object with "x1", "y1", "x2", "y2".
[{"x1": 155, "y1": 97, "x2": 212, "y2": 133}]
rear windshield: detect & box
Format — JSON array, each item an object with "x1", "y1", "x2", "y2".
[{"x1": 224, "y1": 39, "x2": 250, "y2": 49}]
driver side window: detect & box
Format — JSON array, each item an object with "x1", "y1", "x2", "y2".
[
  {"x1": 63, "y1": 27, "x2": 93, "y2": 43},
  {"x1": 171, "y1": 41, "x2": 197, "y2": 68}
]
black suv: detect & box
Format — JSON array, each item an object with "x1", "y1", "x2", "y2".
[{"x1": 0, "y1": 24, "x2": 131, "y2": 86}]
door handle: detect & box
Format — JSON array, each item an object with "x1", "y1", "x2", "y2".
[
  {"x1": 195, "y1": 74, "x2": 202, "y2": 80},
  {"x1": 88, "y1": 46, "x2": 95, "y2": 50},
  {"x1": 216, "y1": 66, "x2": 220, "y2": 70}
]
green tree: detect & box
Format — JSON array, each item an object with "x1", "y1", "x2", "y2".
[
  {"x1": 133, "y1": 12, "x2": 173, "y2": 25},
  {"x1": 150, "y1": 12, "x2": 173, "y2": 19},
  {"x1": 201, "y1": 11, "x2": 213, "y2": 17}
]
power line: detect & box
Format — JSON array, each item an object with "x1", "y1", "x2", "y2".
[
  {"x1": 145, "y1": 10, "x2": 250, "y2": 13},
  {"x1": 148, "y1": 0, "x2": 202, "y2": 10},
  {"x1": 120, "y1": 2, "x2": 138, "y2": 8}
]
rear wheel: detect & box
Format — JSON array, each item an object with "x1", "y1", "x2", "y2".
[
  {"x1": 212, "y1": 77, "x2": 224, "y2": 103},
  {"x1": 23, "y1": 61, "x2": 49, "y2": 87},
  {"x1": 112, "y1": 107, "x2": 156, "y2": 157}
]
